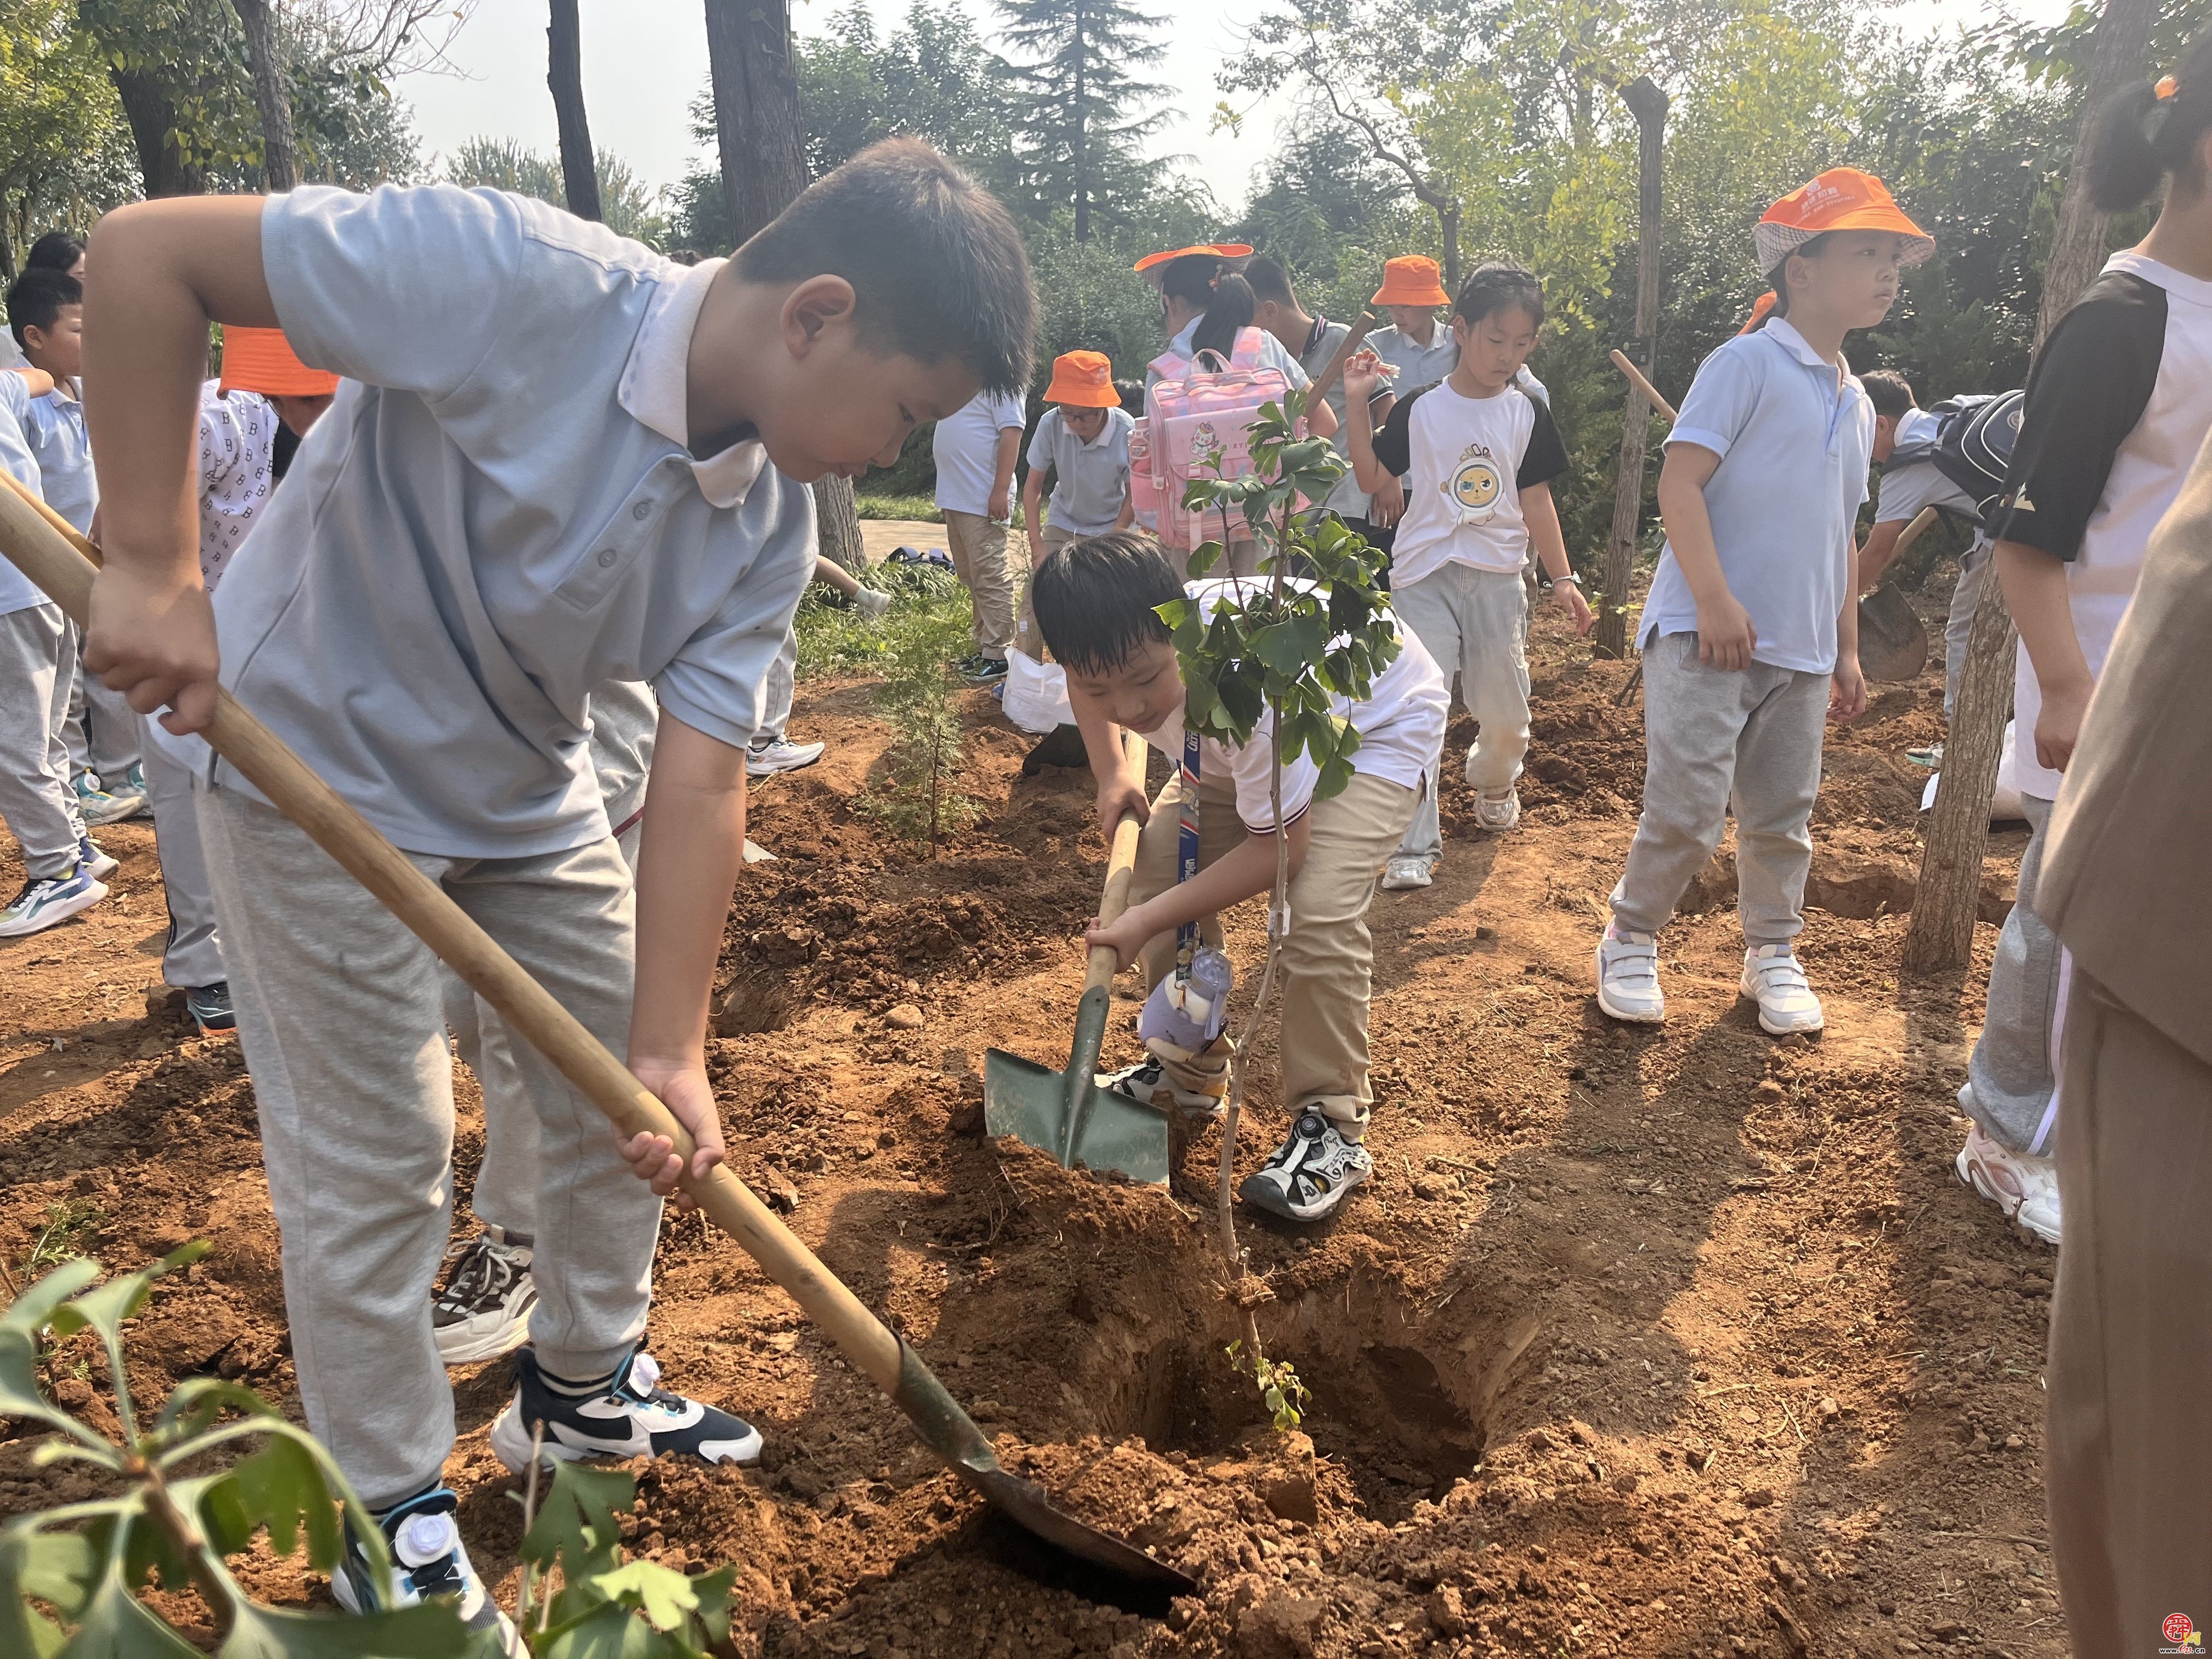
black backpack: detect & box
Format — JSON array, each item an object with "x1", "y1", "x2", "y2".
[{"x1": 1927, "y1": 390, "x2": 2025, "y2": 525}]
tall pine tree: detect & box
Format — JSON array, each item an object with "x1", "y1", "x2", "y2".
[{"x1": 994, "y1": 0, "x2": 1169, "y2": 241}]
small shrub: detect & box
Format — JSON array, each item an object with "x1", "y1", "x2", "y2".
[{"x1": 857, "y1": 608, "x2": 981, "y2": 856}]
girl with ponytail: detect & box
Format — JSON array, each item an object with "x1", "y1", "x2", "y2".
[
  {"x1": 1952, "y1": 27, "x2": 2212, "y2": 1273},
  {"x1": 1134, "y1": 244, "x2": 1332, "y2": 435}
]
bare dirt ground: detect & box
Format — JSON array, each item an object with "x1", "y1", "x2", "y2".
[{"x1": 0, "y1": 569, "x2": 2067, "y2": 1658}]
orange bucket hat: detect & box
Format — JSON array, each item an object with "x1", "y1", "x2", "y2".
[
  {"x1": 1372, "y1": 255, "x2": 1451, "y2": 308},
  {"x1": 1753, "y1": 169, "x2": 1934, "y2": 273},
  {"x1": 1044, "y1": 350, "x2": 1118, "y2": 408},
  {"x1": 1132, "y1": 242, "x2": 1252, "y2": 278},
  {"x1": 218, "y1": 326, "x2": 338, "y2": 397}
]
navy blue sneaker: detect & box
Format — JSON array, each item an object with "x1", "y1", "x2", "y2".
[
  {"x1": 184, "y1": 981, "x2": 236, "y2": 1035},
  {"x1": 330, "y1": 1485, "x2": 521, "y2": 1655},
  {"x1": 489, "y1": 1345, "x2": 762, "y2": 1472},
  {"x1": 77, "y1": 835, "x2": 117, "y2": 881}
]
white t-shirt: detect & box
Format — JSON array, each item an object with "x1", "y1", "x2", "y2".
[
  {"x1": 1135, "y1": 578, "x2": 1447, "y2": 832},
  {"x1": 1988, "y1": 249, "x2": 2212, "y2": 799},
  {"x1": 1370, "y1": 379, "x2": 1568, "y2": 585},
  {"x1": 933, "y1": 391, "x2": 1026, "y2": 517}
]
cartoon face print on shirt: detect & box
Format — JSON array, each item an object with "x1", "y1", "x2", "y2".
[{"x1": 1448, "y1": 443, "x2": 1504, "y2": 525}]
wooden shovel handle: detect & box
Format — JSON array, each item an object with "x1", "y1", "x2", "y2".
[
  {"x1": 1082, "y1": 732, "x2": 1147, "y2": 994},
  {"x1": 1610, "y1": 348, "x2": 1679, "y2": 426},
  {"x1": 1893, "y1": 505, "x2": 1942, "y2": 559},
  {"x1": 0, "y1": 473, "x2": 906, "y2": 1395},
  {"x1": 1305, "y1": 312, "x2": 1379, "y2": 417}
]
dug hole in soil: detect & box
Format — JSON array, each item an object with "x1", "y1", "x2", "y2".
[{"x1": 1, "y1": 565, "x2": 2064, "y2": 1658}]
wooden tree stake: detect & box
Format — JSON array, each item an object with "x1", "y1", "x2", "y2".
[{"x1": 1599, "y1": 77, "x2": 1668, "y2": 660}]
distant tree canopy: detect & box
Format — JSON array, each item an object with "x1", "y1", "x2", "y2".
[{"x1": 444, "y1": 135, "x2": 669, "y2": 250}]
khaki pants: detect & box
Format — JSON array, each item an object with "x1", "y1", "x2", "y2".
[
  {"x1": 1126, "y1": 768, "x2": 1415, "y2": 1133},
  {"x1": 2045, "y1": 972, "x2": 2212, "y2": 1654},
  {"x1": 943, "y1": 509, "x2": 1017, "y2": 660}
]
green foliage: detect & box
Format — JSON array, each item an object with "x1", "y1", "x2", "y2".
[
  {"x1": 22, "y1": 1198, "x2": 104, "y2": 1278},
  {"x1": 1227, "y1": 1340, "x2": 1311, "y2": 1434},
  {"x1": 0, "y1": 1249, "x2": 472, "y2": 1656},
  {"x1": 793, "y1": 562, "x2": 968, "y2": 680},
  {"x1": 994, "y1": 0, "x2": 1172, "y2": 239},
  {"x1": 1162, "y1": 389, "x2": 1399, "y2": 803},
  {"x1": 853, "y1": 493, "x2": 943, "y2": 523},
  {"x1": 444, "y1": 136, "x2": 669, "y2": 250},
  {"x1": 850, "y1": 578, "x2": 983, "y2": 855},
  {"x1": 514, "y1": 1462, "x2": 735, "y2": 1657}
]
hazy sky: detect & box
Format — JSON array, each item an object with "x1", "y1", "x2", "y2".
[{"x1": 394, "y1": 0, "x2": 2077, "y2": 213}]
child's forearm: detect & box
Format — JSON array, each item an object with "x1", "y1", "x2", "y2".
[
  {"x1": 1522, "y1": 482, "x2": 1571, "y2": 580},
  {"x1": 8, "y1": 366, "x2": 54, "y2": 398},
  {"x1": 1835, "y1": 535, "x2": 1860, "y2": 660},
  {"x1": 1655, "y1": 457, "x2": 1732, "y2": 608},
  {"x1": 1114, "y1": 486, "x2": 1135, "y2": 531},
  {"x1": 1122, "y1": 820, "x2": 1310, "y2": 939},
  {"x1": 1344, "y1": 401, "x2": 1387, "y2": 493},
  {"x1": 1021, "y1": 473, "x2": 1046, "y2": 535},
  {"x1": 1857, "y1": 519, "x2": 1906, "y2": 590},
  {"x1": 992, "y1": 429, "x2": 1019, "y2": 495},
  {"x1": 1996, "y1": 539, "x2": 2089, "y2": 696},
  {"x1": 629, "y1": 715, "x2": 749, "y2": 1071}
]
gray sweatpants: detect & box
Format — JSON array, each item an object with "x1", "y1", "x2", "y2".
[
  {"x1": 199, "y1": 785, "x2": 659, "y2": 1509},
  {"x1": 1610, "y1": 632, "x2": 1830, "y2": 945},
  {"x1": 0, "y1": 603, "x2": 89, "y2": 879},
  {"x1": 1393, "y1": 562, "x2": 1531, "y2": 862},
  {"x1": 443, "y1": 814, "x2": 645, "y2": 1242},
  {"x1": 63, "y1": 622, "x2": 140, "y2": 786},
  {"x1": 1961, "y1": 792, "x2": 2063, "y2": 1156},
  {"x1": 140, "y1": 728, "x2": 224, "y2": 988},
  {"x1": 757, "y1": 629, "x2": 795, "y2": 747},
  {"x1": 1943, "y1": 543, "x2": 1990, "y2": 721}
]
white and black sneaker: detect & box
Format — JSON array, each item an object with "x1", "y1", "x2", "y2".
[
  {"x1": 1097, "y1": 1056, "x2": 1227, "y2": 1121},
  {"x1": 432, "y1": 1228, "x2": 537, "y2": 1366},
  {"x1": 1239, "y1": 1111, "x2": 1373, "y2": 1223},
  {"x1": 489, "y1": 1345, "x2": 762, "y2": 1472},
  {"x1": 331, "y1": 1485, "x2": 521, "y2": 1656}
]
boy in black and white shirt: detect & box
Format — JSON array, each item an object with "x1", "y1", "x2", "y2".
[{"x1": 1344, "y1": 261, "x2": 1590, "y2": 890}]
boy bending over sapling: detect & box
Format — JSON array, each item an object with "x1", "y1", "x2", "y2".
[
  {"x1": 80, "y1": 142, "x2": 1033, "y2": 1646},
  {"x1": 1034, "y1": 533, "x2": 1447, "y2": 1224}
]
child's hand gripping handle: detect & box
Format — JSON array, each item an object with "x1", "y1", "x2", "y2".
[
  {"x1": 0, "y1": 469, "x2": 907, "y2": 1397},
  {"x1": 1084, "y1": 732, "x2": 1147, "y2": 995}
]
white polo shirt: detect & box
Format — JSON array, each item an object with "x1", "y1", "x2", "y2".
[
  {"x1": 933, "y1": 392, "x2": 1026, "y2": 518},
  {"x1": 0, "y1": 371, "x2": 47, "y2": 617},
  {"x1": 24, "y1": 382, "x2": 95, "y2": 535},
  {"x1": 162, "y1": 183, "x2": 816, "y2": 859}
]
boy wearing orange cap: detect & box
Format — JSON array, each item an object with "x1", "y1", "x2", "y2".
[
  {"x1": 1022, "y1": 349, "x2": 1134, "y2": 573},
  {"x1": 1596, "y1": 169, "x2": 1928, "y2": 1037}
]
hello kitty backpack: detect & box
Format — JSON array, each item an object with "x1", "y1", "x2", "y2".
[{"x1": 1133, "y1": 328, "x2": 1302, "y2": 554}]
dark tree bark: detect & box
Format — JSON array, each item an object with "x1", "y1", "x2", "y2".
[
  {"x1": 232, "y1": 0, "x2": 297, "y2": 192},
  {"x1": 1598, "y1": 76, "x2": 1667, "y2": 661},
  {"x1": 546, "y1": 0, "x2": 601, "y2": 221},
  {"x1": 701, "y1": 0, "x2": 866, "y2": 574},
  {"x1": 1906, "y1": 0, "x2": 2155, "y2": 973},
  {"x1": 110, "y1": 70, "x2": 204, "y2": 196}
]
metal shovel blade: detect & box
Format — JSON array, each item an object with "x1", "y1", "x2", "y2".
[
  {"x1": 1857, "y1": 583, "x2": 1929, "y2": 683},
  {"x1": 984, "y1": 985, "x2": 1172, "y2": 1186}
]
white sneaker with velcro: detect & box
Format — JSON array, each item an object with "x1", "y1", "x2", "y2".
[
  {"x1": 1741, "y1": 944, "x2": 1825, "y2": 1035},
  {"x1": 1594, "y1": 927, "x2": 1664, "y2": 1024}
]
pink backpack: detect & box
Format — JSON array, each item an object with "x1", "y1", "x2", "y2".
[{"x1": 1132, "y1": 328, "x2": 1303, "y2": 554}]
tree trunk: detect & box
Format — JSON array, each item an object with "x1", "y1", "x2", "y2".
[
  {"x1": 109, "y1": 69, "x2": 204, "y2": 196},
  {"x1": 1437, "y1": 199, "x2": 1462, "y2": 298},
  {"x1": 547, "y1": 0, "x2": 602, "y2": 221},
  {"x1": 232, "y1": 0, "x2": 297, "y2": 192},
  {"x1": 702, "y1": 0, "x2": 868, "y2": 572},
  {"x1": 1599, "y1": 77, "x2": 1667, "y2": 661},
  {"x1": 1905, "y1": 0, "x2": 2157, "y2": 973}
]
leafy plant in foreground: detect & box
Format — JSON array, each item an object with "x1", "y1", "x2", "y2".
[{"x1": 511, "y1": 1460, "x2": 735, "y2": 1656}]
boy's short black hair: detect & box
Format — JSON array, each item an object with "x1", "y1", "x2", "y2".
[
  {"x1": 1243, "y1": 255, "x2": 1297, "y2": 307},
  {"x1": 7, "y1": 267, "x2": 81, "y2": 349},
  {"x1": 1031, "y1": 530, "x2": 1183, "y2": 676},
  {"x1": 734, "y1": 138, "x2": 1035, "y2": 395},
  {"x1": 25, "y1": 232, "x2": 83, "y2": 273},
  {"x1": 1452, "y1": 261, "x2": 1544, "y2": 330},
  {"x1": 1859, "y1": 370, "x2": 1916, "y2": 420},
  {"x1": 1115, "y1": 379, "x2": 1146, "y2": 415}
]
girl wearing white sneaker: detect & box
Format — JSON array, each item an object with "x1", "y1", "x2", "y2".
[
  {"x1": 1596, "y1": 170, "x2": 1933, "y2": 1035},
  {"x1": 1957, "y1": 52, "x2": 2212, "y2": 1251}
]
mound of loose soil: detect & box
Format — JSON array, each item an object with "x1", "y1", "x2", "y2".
[{"x1": 1, "y1": 561, "x2": 2066, "y2": 1656}]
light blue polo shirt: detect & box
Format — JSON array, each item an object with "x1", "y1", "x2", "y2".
[
  {"x1": 1637, "y1": 317, "x2": 1874, "y2": 676},
  {"x1": 1026, "y1": 406, "x2": 1132, "y2": 535},
  {"x1": 24, "y1": 385, "x2": 96, "y2": 534},
  {"x1": 166, "y1": 184, "x2": 816, "y2": 859},
  {"x1": 0, "y1": 371, "x2": 48, "y2": 616}
]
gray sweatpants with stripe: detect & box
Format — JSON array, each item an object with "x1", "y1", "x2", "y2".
[
  {"x1": 199, "y1": 785, "x2": 659, "y2": 1509},
  {"x1": 0, "y1": 603, "x2": 89, "y2": 878},
  {"x1": 140, "y1": 727, "x2": 225, "y2": 988},
  {"x1": 63, "y1": 621, "x2": 141, "y2": 786},
  {"x1": 1961, "y1": 792, "x2": 2064, "y2": 1157}
]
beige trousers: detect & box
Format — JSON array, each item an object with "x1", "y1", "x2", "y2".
[
  {"x1": 1126, "y1": 768, "x2": 1414, "y2": 1133},
  {"x1": 943, "y1": 509, "x2": 1017, "y2": 659},
  {"x1": 2045, "y1": 972, "x2": 2212, "y2": 1655}
]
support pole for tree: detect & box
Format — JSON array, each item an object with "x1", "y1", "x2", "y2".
[
  {"x1": 702, "y1": 0, "x2": 867, "y2": 574},
  {"x1": 1598, "y1": 76, "x2": 1666, "y2": 661},
  {"x1": 547, "y1": 0, "x2": 602, "y2": 222},
  {"x1": 1903, "y1": 0, "x2": 2154, "y2": 973},
  {"x1": 232, "y1": 0, "x2": 297, "y2": 193}
]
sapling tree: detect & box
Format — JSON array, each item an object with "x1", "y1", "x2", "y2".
[{"x1": 1162, "y1": 386, "x2": 1397, "y2": 1418}]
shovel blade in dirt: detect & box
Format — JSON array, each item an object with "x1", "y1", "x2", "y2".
[
  {"x1": 984, "y1": 735, "x2": 1170, "y2": 1185},
  {"x1": 1857, "y1": 583, "x2": 1929, "y2": 683}
]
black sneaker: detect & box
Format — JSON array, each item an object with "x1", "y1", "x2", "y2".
[
  {"x1": 185, "y1": 981, "x2": 235, "y2": 1035},
  {"x1": 330, "y1": 1485, "x2": 522, "y2": 1655},
  {"x1": 962, "y1": 655, "x2": 1009, "y2": 685},
  {"x1": 488, "y1": 1345, "x2": 763, "y2": 1472},
  {"x1": 1239, "y1": 1110, "x2": 1374, "y2": 1223},
  {"x1": 432, "y1": 1228, "x2": 536, "y2": 1365}
]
